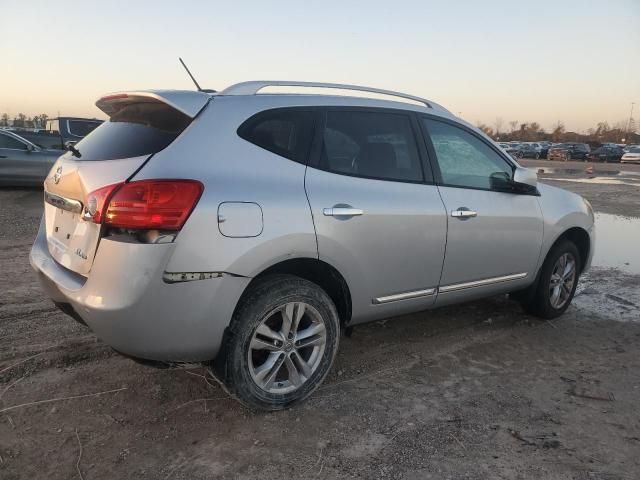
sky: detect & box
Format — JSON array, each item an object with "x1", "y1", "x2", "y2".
[{"x1": 1, "y1": 0, "x2": 639, "y2": 132}]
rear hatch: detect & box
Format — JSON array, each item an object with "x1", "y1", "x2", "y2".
[{"x1": 43, "y1": 90, "x2": 210, "y2": 276}]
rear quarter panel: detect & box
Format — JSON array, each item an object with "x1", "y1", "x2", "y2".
[{"x1": 133, "y1": 96, "x2": 318, "y2": 276}]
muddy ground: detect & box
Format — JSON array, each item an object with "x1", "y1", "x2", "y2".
[{"x1": 1, "y1": 159, "x2": 639, "y2": 479}]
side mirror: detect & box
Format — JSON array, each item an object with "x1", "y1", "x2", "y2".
[
  {"x1": 26, "y1": 144, "x2": 36, "y2": 152},
  {"x1": 513, "y1": 167, "x2": 538, "y2": 191},
  {"x1": 64, "y1": 141, "x2": 77, "y2": 151}
]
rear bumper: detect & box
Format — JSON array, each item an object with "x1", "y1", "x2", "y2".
[{"x1": 30, "y1": 219, "x2": 250, "y2": 361}]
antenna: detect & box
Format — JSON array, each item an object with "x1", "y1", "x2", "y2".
[{"x1": 179, "y1": 57, "x2": 202, "y2": 91}]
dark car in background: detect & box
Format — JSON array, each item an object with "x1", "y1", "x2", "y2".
[
  {"x1": 586, "y1": 146, "x2": 624, "y2": 163},
  {"x1": 18, "y1": 117, "x2": 103, "y2": 150},
  {"x1": 537, "y1": 141, "x2": 552, "y2": 157},
  {"x1": 547, "y1": 143, "x2": 590, "y2": 161},
  {"x1": 519, "y1": 143, "x2": 541, "y2": 159},
  {"x1": 0, "y1": 130, "x2": 60, "y2": 186}
]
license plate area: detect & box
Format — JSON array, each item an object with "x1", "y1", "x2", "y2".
[{"x1": 45, "y1": 203, "x2": 101, "y2": 275}]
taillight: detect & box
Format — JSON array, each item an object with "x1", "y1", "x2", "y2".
[
  {"x1": 86, "y1": 183, "x2": 122, "y2": 223},
  {"x1": 87, "y1": 180, "x2": 203, "y2": 230}
]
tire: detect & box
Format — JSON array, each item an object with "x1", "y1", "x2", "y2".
[
  {"x1": 535, "y1": 153, "x2": 540, "y2": 159},
  {"x1": 222, "y1": 274, "x2": 340, "y2": 410},
  {"x1": 520, "y1": 240, "x2": 581, "y2": 319},
  {"x1": 565, "y1": 152, "x2": 571, "y2": 161}
]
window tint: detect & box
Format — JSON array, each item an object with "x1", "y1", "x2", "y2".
[
  {"x1": 317, "y1": 111, "x2": 423, "y2": 182},
  {"x1": 423, "y1": 118, "x2": 513, "y2": 190},
  {"x1": 0, "y1": 133, "x2": 27, "y2": 150},
  {"x1": 71, "y1": 103, "x2": 191, "y2": 161},
  {"x1": 238, "y1": 109, "x2": 314, "y2": 164},
  {"x1": 68, "y1": 120, "x2": 102, "y2": 137}
]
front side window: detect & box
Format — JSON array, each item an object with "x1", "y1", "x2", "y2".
[
  {"x1": 316, "y1": 110, "x2": 423, "y2": 182},
  {"x1": 423, "y1": 118, "x2": 513, "y2": 190},
  {"x1": 0, "y1": 133, "x2": 27, "y2": 150},
  {"x1": 238, "y1": 109, "x2": 314, "y2": 164}
]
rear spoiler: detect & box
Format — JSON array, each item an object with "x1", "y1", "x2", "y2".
[{"x1": 96, "y1": 90, "x2": 211, "y2": 118}]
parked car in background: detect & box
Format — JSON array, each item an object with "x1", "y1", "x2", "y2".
[
  {"x1": 547, "y1": 143, "x2": 590, "y2": 161},
  {"x1": 585, "y1": 146, "x2": 624, "y2": 163},
  {"x1": 537, "y1": 141, "x2": 552, "y2": 157},
  {"x1": 30, "y1": 81, "x2": 595, "y2": 410},
  {"x1": 498, "y1": 142, "x2": 520, "y2": 158},
  {"x1": 519, "y1": 143, "x2": 541, "y2": 159},
  {"x1": 622, "y1": 144, "x2": 640, "y2": 153},
  {"x1": 621, "y1": 147, "x2": 640, "y2": 164},
  {"x1": 0, "y1": 130, "x2": 61, "y2": 186},
  {"x1": 19, "y1": 117, "x2": 103, "y2": 150}
]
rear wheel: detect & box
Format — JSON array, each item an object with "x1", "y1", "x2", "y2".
[
  {"x1": 222, "y1": 274, "x2": 340, "y2": 410},
  {"x1": 520, "y1": 241, "x2": 580, "y2": 319}
]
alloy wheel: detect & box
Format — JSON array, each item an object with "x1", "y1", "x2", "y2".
[
  {"x1": 549, "y1": 253, "x2": 576, "y2": 309},
  {"x1": 248, "y1": 302, "x2": 327, "y2": 394}
]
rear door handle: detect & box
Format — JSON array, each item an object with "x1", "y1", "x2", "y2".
[
  {"x1": 451, "y1": 208, "x2": 477, "y2": 219},
  {"x1": 323, "y1": 207, "x2": 364, "y2": 217}
]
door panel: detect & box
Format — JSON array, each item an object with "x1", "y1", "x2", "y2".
[
  {"x1": 420, "y1": 116, "x2": 544, "y2": 304},
  {"x1": 437, "y1": 186, "x2": 543, "y2": 287},
  {"x1": 305, "y1": 167, "x2": 447, "y2": 323}
]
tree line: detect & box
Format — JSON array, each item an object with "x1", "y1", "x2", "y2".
[
  {"x1": 477, "y1": 117, "x2": 638, "y2": 145},
  {"x1": 1, "y1": 113, "x2": 50, "y2": 129}
]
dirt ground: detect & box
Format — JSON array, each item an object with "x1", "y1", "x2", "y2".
[{"x1": 1, "y1": 159, "x2": 639, "y2": 479}]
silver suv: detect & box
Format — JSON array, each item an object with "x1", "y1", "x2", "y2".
[{"x1": 30, "y1": 81, "x2": 595, "y2": 410}]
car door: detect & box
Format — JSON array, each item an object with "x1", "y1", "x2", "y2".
[
  {"x1": 305, "y1": 108, "x2": 447, "y2": 324},
  {"x1": 0, "y1": 132, "x2": 34, "y2": 183},
  {"x1": 419, "y1": 117, "x2": 544, "y2": 306}
]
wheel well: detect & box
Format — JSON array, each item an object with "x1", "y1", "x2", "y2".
[
  {"x1": 553, "y1": 227, "x2": 590, "y2": 272},
  {"x1": 253, "y1": 258, "x2": 352, "y2": 326}
]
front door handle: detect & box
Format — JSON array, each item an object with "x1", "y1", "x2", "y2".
[
  {"x1": 451, "y1": 207, "x2": 477, "y2": 219},
  {"x1": 323, "y1": 207, "x2": 364, "y2": 217}
]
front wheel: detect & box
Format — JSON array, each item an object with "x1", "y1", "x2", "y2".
[
  {"x1": 222, "y1": 274, "x2": 340, "y2": 410},
  {"x1": 520, "y1": 241, "x2": 581, "y2": 319}
]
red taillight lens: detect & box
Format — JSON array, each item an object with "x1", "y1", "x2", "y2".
[
  {"x1": 86, "y1": 183, "x2": 123, "y2": 223},
  {"x1": 88, "y1": 180, "x2": 203, "y2": 230}
]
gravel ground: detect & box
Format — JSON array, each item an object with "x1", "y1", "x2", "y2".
[{"x1": 1, "y1": 160, "x2": 639, "y2": 479}]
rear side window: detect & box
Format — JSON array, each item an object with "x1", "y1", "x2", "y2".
[
  {"x1": 238, "y1": 109, "x2": 314, "y2": 164},
  {"x1": 315, "y1": 110, "x2": 423, "y2": 182},
  {"x1": 71, "y1": 102, "x2": 191, "y2": 161},
  {"x1": 68, "y1": 120, "x2": 102, "y2": 138}
]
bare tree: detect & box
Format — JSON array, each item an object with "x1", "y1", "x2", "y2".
[
  {"x1": 476, "y1": 122, "x2": 495, "y2": 138},
  {"x1": 494, "y1": 117, "x2": 504, "y2": 137},
  {"x1": 551, "y1": 121, "x2": 565, "y2": 142},
  {"x1": 508, "y1": 120, "x2": 518, "y2": 133}
]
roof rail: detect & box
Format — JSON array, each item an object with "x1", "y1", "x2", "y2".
[{"x1": 218, "y1": 81, "x2": 437, "y2": 109}]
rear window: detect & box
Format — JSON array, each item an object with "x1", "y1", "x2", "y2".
[
  {"x1": 237, "y1": 108, "x2": 314, "y2": 164},
  {"x1": 68, "y1": 120, "x2": 102, "y2": 137},
  {"x1": 71, "y1": 103, "x2": 191, "y2": 161}
]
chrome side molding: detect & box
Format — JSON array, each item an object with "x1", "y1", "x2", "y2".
[
  {"x1": 439, "y1": 272, "x2": 527, "y2": 293},
  {"x1": 373, "y1": 288, "x2": 436, "y2": 304},
  {"x1": 373, "y1": 273, "x2": 527, "y2": 304},
  {"x1": 44, "y1": 191, "x2": 83, "y2": 214}
]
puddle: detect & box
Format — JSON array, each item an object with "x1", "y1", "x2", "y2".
[
  {"x1": 550, "y1": 177, "x2": 640, "y2": 187},
  {"x1": 591, "y1": 213, "x2": 640, "y2": 274},
  {"x1": 536, "y1": 167, "x2": 640, "y2": 177}
]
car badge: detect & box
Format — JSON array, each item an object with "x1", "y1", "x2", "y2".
[{"x1": 53, "y1": 166, "x2": 63, "y2": 184}]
